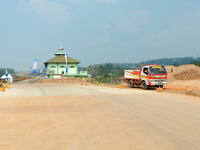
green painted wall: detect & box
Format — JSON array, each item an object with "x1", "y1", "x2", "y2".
[
  {"x1": 68, "y1": 63, "x2": 77, "y2": 75},
  {"x1": 48, "y1": 63, "x2": 57, "y2": 74},
  {"x1": 47, "y1": 63, "x2": 78, "y2": 75},
  {"x1": 58, "y1": 63, "x2": 66, "y2": 74}
]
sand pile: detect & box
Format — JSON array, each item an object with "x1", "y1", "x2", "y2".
[
  {"x1": 174, "y1": 69, "x2": 200, "y2": 80},
  {"x1": 165, "y1": 64, "x2": 200, "y2": 80},
  {"x1": 37, "y1": 77, "x2": 90, "y2": 85}
]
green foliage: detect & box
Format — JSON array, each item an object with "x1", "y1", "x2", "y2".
[
  {"x1": 90, "y1": 63, "x2": 124, "y2": 83},
  {"x1": 92, "y1": 65, "x2": 107, "y2": 78},
  {"x1": 88, "y1": 66, "x2": 93, "y2": 72},
  {"x1": 0, "y1": 68, "x2": 15, "y2": 76},
  {"x1": 173, "y1": 63, "x2": 179, "y2": 67},
  {"x1": 102, "y1": 77, "x2": 111, "y2": 83},
  {"x1": 91, "y1": 80, "x2": 99, "y2": 85},
  {"x1": 190, "y1": 60, "x2": 200, "y2": 66}
]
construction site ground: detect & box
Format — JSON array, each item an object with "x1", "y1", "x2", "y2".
[
  {"x1": 1, "y1": 64, "x2": 200, "y2": 150},
  {"x1": 1, "y1": 82, "x2": 200, "y2": 150}
]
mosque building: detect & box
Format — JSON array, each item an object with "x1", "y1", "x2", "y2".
[{"x1": 44, "y1": 45, "x2": 90, "y2": 79}]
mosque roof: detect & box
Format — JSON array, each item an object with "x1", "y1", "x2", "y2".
[
  {"x1": 54, "y1": 51, "x2": 65, "y2": 55},
  {"x1": 44, "y1": 56, "x2": 80, "y2": 64}
]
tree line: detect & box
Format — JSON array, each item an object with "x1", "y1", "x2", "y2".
[
  {"x1": 80, "y1": 59, "x2": 200, "y2": 83},
  {"x1": 0, "y1": 68, "x2": 15, "y2": 76}
]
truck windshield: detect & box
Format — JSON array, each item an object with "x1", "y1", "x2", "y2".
[{"x1": 149, "y1": 66, "x2": 166, "y2": 74}]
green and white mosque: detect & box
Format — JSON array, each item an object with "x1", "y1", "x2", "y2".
[{"x1": 44, "y1": 45, "x2": 90, "y2": 79}]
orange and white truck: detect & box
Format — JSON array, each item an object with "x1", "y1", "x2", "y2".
[{"x1": 124, "y1": 64, "x2": 167, "y2": 89}]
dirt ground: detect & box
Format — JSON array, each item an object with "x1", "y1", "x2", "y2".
[
  {"x1": 0, "y1": 65, "x2": 199, "y2": 150},
  {"x1": 0, "y1": 83, "x2": 200, "y2": 150},
  {"x1": 37, "y1": 77, "x2": 91, "y2": 85}
]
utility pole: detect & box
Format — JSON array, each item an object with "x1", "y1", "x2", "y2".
[{"x1": 110, "y1": 70, "x2": 112, "y2": 84}]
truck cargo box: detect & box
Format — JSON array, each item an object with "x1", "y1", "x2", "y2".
[{"x1": 124, "y1": 70, "x2": 140, "y2": 79}]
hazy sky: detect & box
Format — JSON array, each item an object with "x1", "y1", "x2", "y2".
[{"x1": 0, "y1": 0, "x2": 200, "y2": 70}]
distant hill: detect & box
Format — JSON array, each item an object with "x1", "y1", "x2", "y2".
[
  {"x1": 141, "y1": 57, "x2": 195, "y2": 66},
  {"x1": 115, "y1": 56, "x2": 197, "y2": 69}
]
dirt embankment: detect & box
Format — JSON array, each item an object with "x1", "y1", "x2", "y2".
[
  {"x1": 14, "y1": 77, "x2": 33, "y2": 82},
  {"x1": 165, "y1": 64, "x2": 200, "y2": 80},
  {"x1": 165, "y1": 64, "x2": 200, "y2": 97},
  {"x1": 37, "y1": 77, "x2": 91, "y2": 85}
]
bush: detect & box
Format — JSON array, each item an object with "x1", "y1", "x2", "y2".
[{"x1": 91, "y1": 81, "x2": 99, "y2": 85}]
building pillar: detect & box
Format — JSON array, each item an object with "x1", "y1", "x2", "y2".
[
  {"x1": 57, "y1": 63, "x2": 59, "y2": 74},
  {"x1": 76, "y1": 64, "x2": 78, "y2": 74}
]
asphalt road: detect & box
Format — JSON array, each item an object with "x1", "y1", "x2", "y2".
[{"x1": 0, "y1": 83, "x2": 200, "y2": 150}]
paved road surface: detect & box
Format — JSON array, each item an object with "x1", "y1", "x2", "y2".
[{"x1": 0, "y1": 83, "x2": 200, "y2": 150}]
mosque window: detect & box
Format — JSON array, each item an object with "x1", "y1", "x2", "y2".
[
  {"x1": 60, "y1": 66, "x2": 65, "y2": 68},
  {"x1": 50, "y1": 66, "x2": 56, "y2": 68},
  {"x1": 69, "y1": 66, "x2": 75, "y2": 68}
]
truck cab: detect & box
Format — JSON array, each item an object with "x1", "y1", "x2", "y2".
[{"x1": 141, "y1": 65, "x2": 167, "y2": 89}]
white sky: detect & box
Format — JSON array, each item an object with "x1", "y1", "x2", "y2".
[{"x1": 0, "y1": 0, "x2": 200, "y2": 70}]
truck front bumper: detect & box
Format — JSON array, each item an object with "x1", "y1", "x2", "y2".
[{"x1": 149, "y1": 79, "x2": 167, "y2": 86}]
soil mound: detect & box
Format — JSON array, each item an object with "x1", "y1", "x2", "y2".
[
  {"x1": 165, "y1": 64, "x2": 200, "y2": 80},
  {"x1": 37, "y1": 77, "x2": 91, "y2": 85},
  {"x1": 14, "y1": 77, "x2": 33, "y2": 82},
  {"x1": 174, "y1": 69, "x2": 200, "y2": 80}
]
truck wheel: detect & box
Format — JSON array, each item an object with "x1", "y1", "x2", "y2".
[
  {"x1": 129, "y1": 80, "x2": 134, "y2": 88},
  {"x1": 142, "y1": 81, "x2": 148, "y2": 90}
]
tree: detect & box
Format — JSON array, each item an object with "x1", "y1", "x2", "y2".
[{"x1": 87, "y1": 66, "x2": 93, "y2": 74}]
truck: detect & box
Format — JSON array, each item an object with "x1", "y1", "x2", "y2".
[{"x1": 124, "y1": 64, "x2": 167, "y2": 90}]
